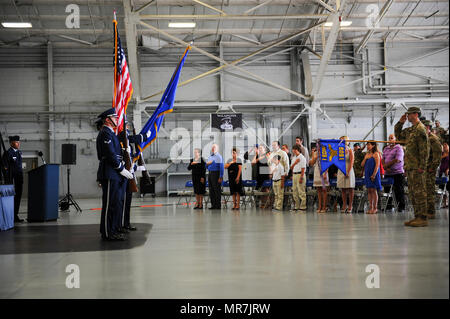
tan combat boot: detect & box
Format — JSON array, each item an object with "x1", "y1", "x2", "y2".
[{"x1": 405, "y1": 216, "x2": 428, "y2": 227}]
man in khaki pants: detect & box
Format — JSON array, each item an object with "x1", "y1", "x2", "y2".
[
  {"x1": 290, "y1": 145, "x2": 307, "y2": 212},
  {"x1": 270, "y1": 155, "x2": 285, "y2": 211}
]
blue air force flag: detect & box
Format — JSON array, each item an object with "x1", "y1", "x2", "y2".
[
  {"x1": 135, "y1": 46, "x2": 190, "y2": 157},
  {"x1": 318, "y1": 139, "x2": 346, "y2": 175}
]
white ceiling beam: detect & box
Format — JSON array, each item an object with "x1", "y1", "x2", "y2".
[
  {"x1": 4, "y1": 13, "x2": 448, "y2": 21},
  {"x1": 193, "y1": 0, "x2": 227, "y2": 15},
  {"x1": 313, "y1": 0, "x2": 336, "y2": 13},
  {"x1": 243, "y1": 0, "x2": 274, "y2": 15},
  {"x1": 311, "y1": 0, "x2": 348, "y2": 98},
  {"x1": 1, "y1": 25, "x2": 447, "y2": 36}
]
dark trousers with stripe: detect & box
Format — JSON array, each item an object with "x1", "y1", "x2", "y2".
[
  {"x1": 100, "y1": 178, "x2": 126, "y2": 238},
  {"x1": 13, "y1": 178, "x2": 23, "y2": 218},
  {"x1": 208, "y1": 171, "x2": 221, "y2": 208},
  {"x1": 122, "y1": 182, "x2": 133, "y2": 228}
]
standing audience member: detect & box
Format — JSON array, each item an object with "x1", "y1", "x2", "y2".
[
  {"x1": 225, "y1": 148, "x2": 244, "y2": 210},
  {"x1": 382, "y1": 134, "x2": 406, "y2": 212},
  {"x1": 439, "y1": 142, "x2": 449, "y2": 208},
  {"x1": 282, "y1": 144, "x2": 293, "y2": 180},
  {"x1": 353, "y1": 143, "x2": 366, "y2": 178},
  {"x1": 252, "y1": 145, "x2": 270, "y2": 208},
  {"x1": 362, "y1": 142, "x2": 382, "y2": 214},
  {"x1": 422, "y1": 120, "x2": 443, "y2": 219},
  {"x1": 295, "y1": 137, "x2": 310, "y2": 164},
  {"x1": 395, "y1": 107, "x2": 429, "y2": 227},
  {"x1": 310, "y1": 146, "x2": 329, "y2": 213},
  {"x1": 267, "y1": 141, "x2": 290, "y2": 179},
  {"x1": 337, "y1": 136, "x2": 355, "y2": 213},
  {"x1": 434, "y1": 120, "x2": 448, "y2": 143},
  {"x1": 270, "y1": 155, "x2": 285, "y2": 211},
  {"x1": 206, "y1": 144, "x2": 224, "y2": 210},
  {"x1": 290, "y1": 145, "x2": 307, "y2": 212},
  {"x1": 188, "y1": 148, "x2": 206, "y2": 210}
]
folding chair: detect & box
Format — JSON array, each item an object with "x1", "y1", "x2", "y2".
[
  {"x1": 354, "y1": 179, "x2": 367, "y2": 213},
  {"x1": 241, "y1": 180, "x2": 257, "y2": 208},
  {"x1": 436, "y1": 176, "x2": 448, "y2": 209},
  {"x1": 306, "y1": 179, "x2": 316, "y2": 210},
  {"x1": 221, "y1": 180, "x2": 231, "y2": 208},
  {"x1": 252, "y1": 180, "x2": 272, "y2": 208},
  {"x1": 177, "y1": 180, "x2": 194, "y2": 207},
  {"x1": 380, "y1": 177, "x2": 396, "y2": 213},
  {"x1": 283, "y1": 179, "x2": 294, "y2": 210}
]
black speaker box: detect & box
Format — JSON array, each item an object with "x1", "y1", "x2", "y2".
[{"x1": 61, "y1": 144, "x2": 76, "y2": 165}]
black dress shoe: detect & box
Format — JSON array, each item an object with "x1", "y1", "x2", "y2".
[
  {"x1": 125, "y1": 225, "x2": 137, "y2": 231},
  {"x1": 14, "y1": 217, "x2": 24, "y2": 223},
  {"x1": 118, "y1": 227, "x2": 129, "y2": 234},
  {"x1": 110, "y1": 233, "x2": 127, "y2": 241}
]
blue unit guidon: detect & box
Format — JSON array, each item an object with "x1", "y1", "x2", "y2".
[{"x1": 318, "y1": 139, "x2": 346, "y2": 175}]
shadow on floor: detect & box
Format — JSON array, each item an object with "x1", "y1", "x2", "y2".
[{"x1": 0, "y1": 223, "x2": 152, "y2": 255}]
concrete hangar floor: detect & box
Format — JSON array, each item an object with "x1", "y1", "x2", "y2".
[{"x1": 0, "y1": 197, "x2": 448, "y2": 299}]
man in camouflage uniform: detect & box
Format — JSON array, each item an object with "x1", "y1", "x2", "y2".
[
  {"x1": 434, "y1": 120, "x2": 448, "y2": 144},
  {"x1": 394, "y1": 106, "x2": 430, "y2": 227},
  {"x1": 353, "y1": 143, "x2": 365, "y2": 178},
  {"x1": 422, "y1": 120, "x2": 443, "y2": 219}
]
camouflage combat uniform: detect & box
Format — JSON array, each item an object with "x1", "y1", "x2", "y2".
[
  {"x1": 395, "y1": 120, "x2": 429, "y2": 217},
  {"x1": 353, "y1": 149, "x2": 365, "y2": 178},
  {"x1": 426, "y1": 132, "x2": 442, "y2": 216}
]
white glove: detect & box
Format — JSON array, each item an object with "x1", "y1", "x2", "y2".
[{"x1": 120, "y1": 168, "x2": 133, "y2": 179}]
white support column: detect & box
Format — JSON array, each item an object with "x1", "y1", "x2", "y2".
[
  {"x1": 47, "y1": 42, "x2": 55, "y2": 163},
  {"x1": 219, "y1": 42, "x2": 225, "y2": 101},
  {"x1": 309, "y1": 101, "x2": 320, "y2": 141}
]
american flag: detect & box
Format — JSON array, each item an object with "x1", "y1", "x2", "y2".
[{"x1": 113, "y1": 18, "x2": 133, "y2": 133}]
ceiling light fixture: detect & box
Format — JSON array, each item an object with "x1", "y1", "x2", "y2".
[
  {"x1": 168, "y1": 22, "x2": 196, "y2": 28},
  {"x1": 1, "y1": 22, "x2": 32, "y2": 28},
  {"x1": 324, "y1": 21, "x2": 352, "y2": 27}
]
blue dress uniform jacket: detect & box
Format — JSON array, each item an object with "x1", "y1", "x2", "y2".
[
  {"x1": 1, "y1": 147, "x2": 23, "y2": 184},
  {"x1": 96, "y1": 125, "x2": 126, "y2": 238},
  {"x1": 96, "y1": 126, "x2": 125, "y2": 181},
  {"x1": 1, "y1": 147, "x2": 24, "y2": 218}
]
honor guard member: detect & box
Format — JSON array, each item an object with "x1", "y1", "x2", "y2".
[
  {"x1": 422, "y1": 120, "x2": 443, "y2": 219},
  {"x1": 1, "y1": 135, "x2": 24, "y2": 223},
  {"x1": 96, "y1": 108, "x2": 134, "y2": 241},
  {"x1": 120, "y1": 122, "x2": 147, "y2": 232},
  {"x1": 395, "y1": 107, "x2": 430, "y2": 227}
]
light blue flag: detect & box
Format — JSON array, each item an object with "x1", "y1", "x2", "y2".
[{"x1": 318, "y1": 139, "x2": 347, "y2": 175}]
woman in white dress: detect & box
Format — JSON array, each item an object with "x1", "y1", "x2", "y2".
[
  {"x1": 310, "y1": 148, "x2": 329, "y2": 213},
  {"x1": 337, "y1": 136, "x2": 355, "y2": 213}
]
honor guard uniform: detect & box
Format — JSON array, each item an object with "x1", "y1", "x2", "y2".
[
  {"x1": 120, "y1": 125, "x2": 146, "y2": 232},
  {"x1": 422, "y1": 120, "x2": 443, "y2": 219},
  {"x1": 395, "y1": 107, "x2": 430, "y2": 227},
  {"x1": 96, "y1": 108, "x2": 133, "y2": 241},
  {"x1": 1, "y1": 135, "x2": 24, "y2": 222}
]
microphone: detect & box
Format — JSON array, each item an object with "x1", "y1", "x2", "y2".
[{"x1": 38, "y1": 151, "x2": 46, "y2": 165}]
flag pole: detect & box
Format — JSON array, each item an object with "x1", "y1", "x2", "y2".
[{"x1": 112, "y1": 10, "x2": 118, "y2": 109}]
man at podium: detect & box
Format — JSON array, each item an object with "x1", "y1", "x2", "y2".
[{"x1": 1, "y1": 135, "x2": 24, "y2": 223}]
